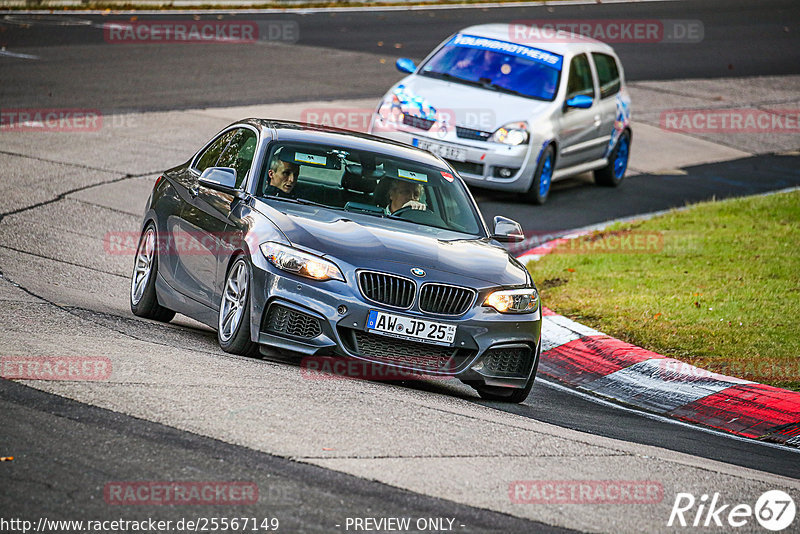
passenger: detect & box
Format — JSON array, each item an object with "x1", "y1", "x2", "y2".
[
  {"x1": 265, "y1": 152, "x2": 300, "y2": 198},
  {"x1": 385, "y1": 179, "x2": 426, "y2": 214}
]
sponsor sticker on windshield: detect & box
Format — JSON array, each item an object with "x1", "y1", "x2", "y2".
[
  {"x1": 295, "y1": 152, "x2": 327, "y2": 166},
  {"x1": 450, "y1": 34, "x2": 563, "y2": 69},
  {"x1": 398, "y1": 169, "x2": 428, "y2": 182}
]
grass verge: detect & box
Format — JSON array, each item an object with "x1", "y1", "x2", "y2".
[{"x1": 528, "y1": 190, "x2": 800, "y2": 391}]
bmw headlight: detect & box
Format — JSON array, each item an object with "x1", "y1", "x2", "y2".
[
  {"x1": 483, "y1": 288, "x2": 539, "y2": 314},
  {"x1": 260, "y1": 242, "x2": 344, "y2": 282},
  {"x1": 489, "y1": 122, "x2": 529, "y2": 145}
]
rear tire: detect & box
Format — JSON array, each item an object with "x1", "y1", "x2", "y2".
[
  {"x1": 594, "y1": 129, "x2": 631, "y2": 187},
  {"x1": 217, "y1": 257, "x2": 259, "y2": 357},
  {"x1": 130, "y1": 223, "x2": 175, "y2": 322},
  {"x1": 523, "y1": 144, "x2": 555, "y2": 205}
]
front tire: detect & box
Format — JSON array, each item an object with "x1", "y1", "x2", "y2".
[
  {"x1": 594, "y1": 129, "x2": 631, "y2": 187},
  {"x1": 473, "y1": 377, "x2": 535, "y2": 404},
  {"x1": 217, "y1": 257, "x2": 259, "y2": 357},
  {"x1": 523, "y1": 144, "x2": 555, "y2": 205},
  {"x1": 130, "y1": 223, "x2": 175, "y2": 322},
  {"x1": 471, "y1": 344, "x2": 540, "y2": 403}
]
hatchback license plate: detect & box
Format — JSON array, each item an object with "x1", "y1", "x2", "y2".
[
  {"x1": 415, "y1": 139, "x2": 468, "y2": 162},
  {"x1": 367, "y1": 310, "x2": 456, "y2": 346}
]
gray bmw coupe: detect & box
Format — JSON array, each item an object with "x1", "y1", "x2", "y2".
[{"x1": 130, "y1": 120, "x2": 542, "y2": 402}]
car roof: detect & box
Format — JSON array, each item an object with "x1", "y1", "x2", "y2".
[
  {"x1": 240, "y1": 119, "x2": 451, "y2": 168},
  {"x1": 457, "y1": 23, "x2": 616, "y2": 56}
]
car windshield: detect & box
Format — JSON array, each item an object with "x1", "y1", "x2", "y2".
[
  {"x1": 419, "y1": 34, "x2": 563, "y2": 101},
  {"x1": 257, "y1": 142, "x2": 486, "y2": 237}
]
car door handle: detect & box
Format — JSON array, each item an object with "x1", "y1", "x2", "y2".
[{"x1": 593, "y1": 115, "x2": 602, "y2": 127}]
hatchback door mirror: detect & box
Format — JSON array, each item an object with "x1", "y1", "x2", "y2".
[
  {"x1": 491, "y1": 216, "x2": 524, "y2": 243},
  {"x1": 396, "y1": 58, "x2": 416, "y2": 74},
  {"x1": 199, "y1": 167, "x2": 237, "y2": 192},
  {"x1": 565, "y1": 94, "x2": 593, "y2": 109}
]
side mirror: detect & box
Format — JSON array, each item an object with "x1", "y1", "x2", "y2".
[
  {"x1": 491, "y1": 216, "x2": 524, "y2": 243},
  {"x1": 396, "y1": 58, "x2": 416, "y2": 74},
  {"x1": 565, "y1": 94, "x2": 593, "y2": 109},
  {"x1": 199, "y1": 167, "x2": 237, "y2": 193}
]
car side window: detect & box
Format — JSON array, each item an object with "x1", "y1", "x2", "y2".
[
  {"x1": 566, "y1": 53, "x2": 595, "y2": 102},
  {"x1": 216, "y1": 128, "x2": 258, "y2": 188},
  {"x1": 193, "y1": 129, "x2": 237, "y2": 174},
  {"x1": 592, "y1": 53, "x2": 621, "y2": 99}
]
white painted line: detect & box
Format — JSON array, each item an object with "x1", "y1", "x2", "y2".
[
  {"x1": 0, "y1": 49, "x2": 39, "y2": 60},
  {"x1": 537, "y1": 377, "x2": 800, "y2": 453}
]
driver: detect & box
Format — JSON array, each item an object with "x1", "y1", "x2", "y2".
[
  {"x1": 385, "y1": 179, "x2": 426, "y2": 214},
  {"x1": 265, "y1": 151, "x2": 300, "y2": 198}
]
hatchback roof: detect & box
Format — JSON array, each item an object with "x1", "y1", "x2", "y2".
[{"x1": 458, "y1": 22, "x2": 615, "y2": 56}]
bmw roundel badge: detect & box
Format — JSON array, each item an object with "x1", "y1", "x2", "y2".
[{"x1": 410, "y1": 268, "x2": 426, "y2": 277}]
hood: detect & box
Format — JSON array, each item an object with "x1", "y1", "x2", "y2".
[
  {"x1": 389, "y1": 75, "x2": 553, "y2": 131},
  {"x1": 255, "y1": 201, "x2": 528, "y2": 287}
]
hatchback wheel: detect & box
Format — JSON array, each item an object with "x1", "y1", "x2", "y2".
[
  {"x1": 218, "y1": 257, "x2": 259, "y2": 357},
  {"x1": 524, "y1": 144, "x2": 554, "y2": 205},
  {"x1": 130, "y1": 223, "x2": 175, "y2": 322},
  {"x1": 595, "y1": 130, "x2": 631, "y2": 187}
]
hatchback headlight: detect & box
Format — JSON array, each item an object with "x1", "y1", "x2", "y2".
[
  {"x1": 260, "y1": 242, "x2": 344, "y2": 282},
  {"x1": 483, "y1": 288, "x2": 539, "y2": 313},
  {"x1": 489, "y1": 122, "x2": 529, "y2": 145}
]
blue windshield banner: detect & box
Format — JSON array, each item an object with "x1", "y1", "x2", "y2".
[{"x1": 449, "y1": 34, "x2": 563, "y2": 70}]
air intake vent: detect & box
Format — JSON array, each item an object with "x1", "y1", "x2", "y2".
[
  {"x1": 402, "y1": 115, "x2": 435, "y2": 131},
  {"x1": 456, "y1": 126, "x2": 492, "y2": 141},
  {"x1": 418, "y1": 283, "x2": 475, "y2": 316},
  {"x1": 263, "y1": 304, "x2": 322, "y2": 339},
  {"x1": 358, "y1": 271, "x2": 416, "y2": 309},
  {"x1": 482, "y1": 345, "x2": 532, "y2": 376}
]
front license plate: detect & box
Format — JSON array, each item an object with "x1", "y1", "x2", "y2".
[
  {"x1": 367, "y1": 310, "x2": 456, "y2": 347},
  {"x1": 415, "y1": 139, "x2": 468, "y2": 162}
]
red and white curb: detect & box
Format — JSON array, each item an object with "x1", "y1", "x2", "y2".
[{"x1": 518, "y1": 231, "x2": 800, "y2": 448}]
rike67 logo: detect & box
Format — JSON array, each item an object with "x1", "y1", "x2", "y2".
[{"x1": 668, "y1": 490, "x2": 796, "y2": 531}]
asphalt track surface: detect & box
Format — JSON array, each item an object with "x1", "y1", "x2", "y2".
[
  {"x1": 1, "y1": 0, "x2": 799, "y2": 111},
  {"x1": 1, "y1": 0, "x2": 800, "y2": 530},
  {"x1": 0, "y1": 379, "x2": 568, "y2": 533}
]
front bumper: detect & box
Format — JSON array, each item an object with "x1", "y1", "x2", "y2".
[
  {"x1": 249, "y1": 256, "x2": 542, "y2": 389},
  {"x1": 372, "y1": 121, "x2": 539, "y2": 193}
]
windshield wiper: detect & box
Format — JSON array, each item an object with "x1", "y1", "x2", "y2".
[{"x1": 421, "y1": 70, "x2": 484, "y2": 88}]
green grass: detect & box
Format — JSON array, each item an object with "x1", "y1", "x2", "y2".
[{"x1": 528, "y1": 190, "x2": 800, "y2": 391}]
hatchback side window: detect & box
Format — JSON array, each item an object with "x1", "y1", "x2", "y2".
[
  {"x1": 592, "y1": 53, "x2": 621, "y2": 99},
  {"x1": 566, "y1": 53, "x2": 595, "y2": 102},
  {"x1": 217, "y1": 128, "x2": 258, "y2": 188},
  {"x1": 193, "y1": 129, "x2": 237, "y2": 173}
]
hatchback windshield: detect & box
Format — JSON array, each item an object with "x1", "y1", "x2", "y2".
[
  {"x1": 257, "y1": 142, "x2": 485, "y2": 237},
  {"x1": 420, "y1": 34, "x2": 563, "y2": 101}
]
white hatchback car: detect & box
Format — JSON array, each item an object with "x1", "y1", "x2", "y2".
[{"x1": 369, "y1": 23, "x2": 632, "y2": 204}]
